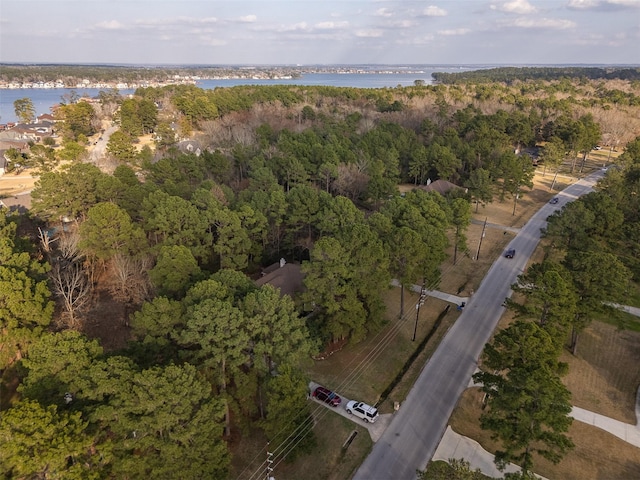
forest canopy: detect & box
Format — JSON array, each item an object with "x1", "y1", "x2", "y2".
[
  {"x1": 432, "y1": 66, "x2": 640, "y2": 84},
  {"x1": 2, "y1": 70, "x2": 640, "y2": 479}
]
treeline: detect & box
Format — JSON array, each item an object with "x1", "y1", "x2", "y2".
[
  {"x1": 0, "y1": 64, "x2": 302, "y2": 85},
  {"x1": 433, "y1": 66, "x2": 640, "y2": 84}
]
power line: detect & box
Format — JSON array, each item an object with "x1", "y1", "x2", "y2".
[{"x1": 241, "y1": 255, "x2": 469, "y2": 479}]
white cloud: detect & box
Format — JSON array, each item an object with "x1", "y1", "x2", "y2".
[
  {"x1": 567, "y1": 0, "x2": 640, "y2": 8},
  {"x1": 567, "y1": 0, "x2": 599, "y2": 8},
  {"x1": 238, "y1": 15, "x2": 257, "y2": 23},
  {"x1": 606, "y1": 0, "x2": 640, "y2": 6},
  {"x1": 438, "y1": 28, "x2": 471, "y2": 36},
  {"x1": 275, "y1": 22, "x2": 311, "y2": 33},
  {"x1": 491, "y1": 0, "x2": 537, "y2": 14},
  {"x1": 315, "y1": 21, "x2": 349, "y2": 30},
  {"x1": 388, "y1": 20, "x2": 417, "y2": 29},
  {"x1": 396, "y1": 34, "x2": 435, "y2": 45},
  {"x1": 355, "y1": 29, "x2": 384, "y2": 38},
  {"x1": 94, "y1": 20, "x2": 126, "y2": 31},
  {"x1": 133, "y1": 16, "x2": 219, "y2": 29},
  {"x1": 200, "y1": 37, "x2": 227, "y2": 46},
  {"x1": 510, "y1": 17, "x2": 576, "y2": 28},
  {"x1": 423, "y1": 6, "x2": 447, "y2": 16},
  {"x1": 375, "y1": 8, "x2": 393, "y2": 17}
]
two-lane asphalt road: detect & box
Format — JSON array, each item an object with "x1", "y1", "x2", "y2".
[{"x1": 352, "y1": 171, "x2": 604, "y2": 480}]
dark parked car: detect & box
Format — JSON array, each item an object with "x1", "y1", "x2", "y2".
[
  {"x1": 550, "y1": 197, "x2": 559, "y2": 204},
  {"x1": 505, "y1": 248, "x2": 515, "y2": 259},
  {"x1": 313, "y1": 386, "x2": 341, "y2": 407}
]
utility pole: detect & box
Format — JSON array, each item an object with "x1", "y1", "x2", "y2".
[
  {"x1": 266, "y1": 447, "x2": 274, "y2": 480},
  {"x1": 412, "y1": 287, "x2": 427, "y2": 342},
  {"x1": 475, "y1": 217, "x2": 487, "y2": 260}
]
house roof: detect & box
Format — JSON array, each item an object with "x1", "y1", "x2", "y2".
[
  {"x1": 37, "y1": 113, "x2": 57, "y2": 122},
  {"x1": 0, "y1": 192, "x2": 31, "y2": 214},
  {"x1": 0, "y1": 140, "x2": 30, "y2": 151},
  {"x1": 418, "y1": 179, "x2": 464, "y2": 195},
  {"x1": 255, "y1": 262, "x2": 305, "y2": 298}
]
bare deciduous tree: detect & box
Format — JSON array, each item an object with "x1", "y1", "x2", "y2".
[
  {"x1": 332, "y1": 163, "x2": 369, "y2": 200},
  {"x1": 109, "y1": 253, "x2": 152, "y2": 306},
  {"x1": 37, "y1": 227, "x2": 57, "y2": 255},
  {"x1": 49, "y1": 261, "x2": 92, "y2": 330},
  {"x1": 231, "y1": 124, "x2": 256, "y2": 147},
  {"x1": 58, "y1": 231, "x2": 81, "y2": 262},
  {"x1": 199, "y1": 119, "x2": 229, "y2": 147}
]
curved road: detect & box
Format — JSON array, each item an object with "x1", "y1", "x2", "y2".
[{"x1": 352, "y1": 171, "x2": 604, "y2": 480}]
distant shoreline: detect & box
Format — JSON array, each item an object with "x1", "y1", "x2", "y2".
[
  {"x1": 0, "y1": 65, "x2": 442, "y2": 91},
  {"x1": 0, "y1": 69, "x2": 435, "y2": 91}
]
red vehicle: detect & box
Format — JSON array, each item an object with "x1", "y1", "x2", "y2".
[{"x1": 313, "y1": 386, "x2": 341, "y2": 407}]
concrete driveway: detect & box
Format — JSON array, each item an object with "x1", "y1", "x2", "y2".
[{"x1": 308, "y1": 381, "x2": 392, "y2": 442}]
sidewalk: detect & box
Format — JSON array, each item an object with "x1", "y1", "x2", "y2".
[
  {"x1": 570, "y1": 406, "x2": 640, "y2": 447},
  {"x1": 433, "y1": 426, "x2": 548, "y2": 479},
  {"x1": 608, "y1": 302, "x2": 640, "y2": 318},
  {"x1": 470, "y1": 217, "x2": 521, "y2": 233},
  {"x1": 390, "y1": 279, "x2": 469, "y2": 306}
]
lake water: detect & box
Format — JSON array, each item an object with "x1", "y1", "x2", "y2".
[{"x1": 0, "y1": 67, "x2": 472, "y2": 123}]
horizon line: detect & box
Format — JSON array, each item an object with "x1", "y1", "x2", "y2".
[{"x1": 2, "y1": 62, "x2": 640, "y2": 68}]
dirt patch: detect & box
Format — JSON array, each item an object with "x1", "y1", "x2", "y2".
[
  {"x1": 0, "y1": 168, "x2": 38, "y2": 197},
  {"x1": 229, "y1": 402, "x2": 372, "y2": 480},
  {"x1": 81, "y1": 271, "x2": 133, "y2": 352},
  {"x1": 135, "y1": 134, "x2": 155, "y2": 151},
  {"x1": 275, "y1": 413, "x2": 372, "y2": 480}
]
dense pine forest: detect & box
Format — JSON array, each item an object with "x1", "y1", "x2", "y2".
[
  {"x1": 2, "y1": 69, "x2": 640, "y2": 479},
  {"x1": 432, "y1": 66, "x2": 640, "y2": 84}
]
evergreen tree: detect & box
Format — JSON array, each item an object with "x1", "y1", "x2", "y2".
[{"x1": 473, "y1": 321, "x2": 574, "y2": 474}]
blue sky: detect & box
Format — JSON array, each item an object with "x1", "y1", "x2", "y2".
[{"x1": 1, "y1": 0, "x2": 639, "y2": 65}]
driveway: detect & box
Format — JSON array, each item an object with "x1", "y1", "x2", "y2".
[
  {"x1": 89, "y1": 124, "x2": 117, "y2": 164},
  {"x1": 351, "y1": 171, "x2": 605, "y2": 480},
  {"x1": 308, "y1": 382, "x2": 392, "y2": 442}
]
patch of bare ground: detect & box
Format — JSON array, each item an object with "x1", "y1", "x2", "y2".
[
  {"x1": 450, "y1": 389, "x2": 640, "y2": 480},
  {"x1": 81, "y1": 270, "x2": 133, "y2": 352},
  {"x1": 135, "y1": 134, "x2": 155, "y2": 151},
  {"x1": 474, "y1": 169, "x2": 573, "y2": 229},
  {"x1": 0, "y1": 168, "x2": 38, "y2": 196}
]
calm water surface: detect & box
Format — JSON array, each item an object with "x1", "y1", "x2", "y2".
[{"x1": 0, "y1": 68, "x2": 469, "y2": 123}]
